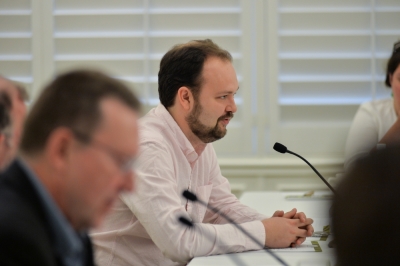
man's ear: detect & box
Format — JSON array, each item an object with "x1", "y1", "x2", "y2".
[
  {"x1": 0, "y1": 134, "x2": 6, "y2": 148},
  {"x1": 176, "y1": 86, "x2": 194, "y2": 111},
  {"x1": 44, "y1": 128, "x2": 75, "y2": 171}
]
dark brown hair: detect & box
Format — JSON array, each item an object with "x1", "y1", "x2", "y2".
[
  {"x1": 158, "y1": 39, "x2": 232, "y2": 108},
  {"x1": 0, "y1": 77, "x2": 27, "y2": 134},
  {"x1": 385, "y1": 40, "x2": 400, "y2": 87},
  {"x1": 20, "y1": 69, "x2": 141, "y2": 155},
  {"x1": 0, "y1": 91, "x2": 11, "y2": 133}
]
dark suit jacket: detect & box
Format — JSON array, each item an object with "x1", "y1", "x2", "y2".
[{"x1": 0, "y1": 161, "x2": 95, "y2": 266}]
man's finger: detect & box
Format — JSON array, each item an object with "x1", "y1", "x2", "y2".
[
  {"x1": 295, "y1": 237, "x2": 306, "y2": 246},
  {"x1": 282, "y1": 208, "x2": 297, "y2": 218},
  {"x1": 295, "y1": 212, "x2": 306, "y2": 223},
  {"x1": 306, "y1": 224, "x2": 314, "y2": 236},
  {"x1": 295, "y1": 228, "x2": 309, "y2": 238},
  {"x1": 291, "y1": 218, "x2": 313, "y2": 228},
  {"x1": 272, "y1": 210, "x2": 284, "y2": 217},
  {"x1": 290, "y1": 236, "x2": 306, "y2": 247}
]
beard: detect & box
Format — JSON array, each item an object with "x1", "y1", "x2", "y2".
[{"x1": 186, "y1": 100, "x2": 234, "y2": 143}]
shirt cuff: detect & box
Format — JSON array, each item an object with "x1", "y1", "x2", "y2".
[{"x1": 240, "y1": 220, "x2": 265, "y2": 251}]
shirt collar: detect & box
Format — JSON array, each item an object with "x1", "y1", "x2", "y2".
[
  {"x1": 16, "y1": 158, "x2": 85, "y2": 266},
  {"x1": 154, "y1": 104, "x2": 199, "y2": 163}
]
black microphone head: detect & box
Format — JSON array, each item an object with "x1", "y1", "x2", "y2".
[
  {"x1": 182, "y1": 190, "x2": 197, "y2": 201},
  {"x1": 178, "y1": 216, "x2": 193, "y2": 227},
  {"x1": 273, "y1": 142, "x2": 287, "y2": 153}
]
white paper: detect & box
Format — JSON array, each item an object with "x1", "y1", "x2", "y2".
[{"x1": 269, "y1": 240, "x2": 320, "y2": 252}]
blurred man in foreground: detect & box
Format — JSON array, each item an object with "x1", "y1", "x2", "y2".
[
  {"x1": 0, "y1": 70, "x2": 140, "y2": 266},
  {"x1": 0, "y1": 77, "x2": 27, "y2": 170}
]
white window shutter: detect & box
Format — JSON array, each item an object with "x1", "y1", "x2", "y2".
[
  {"x1": 271, "y1": 0, "x2": 399, "y2": 156},
  {"x1": 2, "y1": 0, "x2": 398, "y2": 159},
  {"x1": 48, "y1": 0, "x2": 253, "y2": 156},
  {"x1": 0, "y1": 0, "x2": 34, "y2": 95}
]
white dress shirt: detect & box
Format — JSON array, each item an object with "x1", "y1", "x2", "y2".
[{"x1": 91, "y1": 104, "x2": 267, "y2": 266}]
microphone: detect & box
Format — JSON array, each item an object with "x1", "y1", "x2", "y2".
[
  {"x1": 178, "y1": 216, "x2": 247, "y2": 266},
  {"x1": 273, "y1": 142, "x2": 336, "y2": 194},
  {"x1": 178, "y1": 216, "x2": 194, "y2": 228},
  {"x1": 182, "y1": 190, "x2": 288, "y2": 266}
]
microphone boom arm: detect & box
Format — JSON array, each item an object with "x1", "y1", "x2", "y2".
[
  {"x1": 286, "y1": 150, "x2": 336, "y2": 194},
  {"x1": 183, "y1": 190, "x2": 289, "y2": 266}
]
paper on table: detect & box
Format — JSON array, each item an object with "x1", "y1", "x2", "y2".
[
  {"x1": 311, "y1": 218, "x2": 330, "y2": 232},
  {"x1": 285, "y1": 194, "x2": 333, "y2": 200},
  {"x1": 269, "y1": 240, "x2": 322, "y2": 252},
  {"x1": 285, "y1": 191, "x2": 333, "y2": 200}
]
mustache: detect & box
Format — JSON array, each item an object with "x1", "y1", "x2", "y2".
[{"x1": 218, "y1": 111, "x2": 234, "y2": 121}]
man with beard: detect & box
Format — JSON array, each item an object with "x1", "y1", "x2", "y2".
[
  {"x1": 0, "y1": 70, "x2": 140, "y2": 265},
  {"x1": 92, "y1": 39, "x2": 314, "y2": 266}
]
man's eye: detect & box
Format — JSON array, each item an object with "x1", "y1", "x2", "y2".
[{"x1": 220, "y1": 96, "x2": 227, "y2": 99}]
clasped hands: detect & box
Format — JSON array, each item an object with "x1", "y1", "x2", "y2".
[{"x1": 262, "y1": 208, "x2": 314, "y2": 248}]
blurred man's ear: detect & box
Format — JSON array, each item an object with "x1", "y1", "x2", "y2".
[
  {"x1": 0, "y1": 133, "x2": 7, "y2": 169},
  {"x1": 44, "y1": 127, "x2": 75, "y2": 171},
  {"x1": 3, "y1": 134, "x2": 12, "y2": 148},
  {"x1": 0, "y1": 134, "x2": 5, "y2": 146}
]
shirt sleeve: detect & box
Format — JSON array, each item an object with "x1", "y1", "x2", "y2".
[
  {"x1": 120, "y1": 141, "x2": 266, "y2": 264},
  {"x1": 344, "y1": 102, "x2": 379, "y2": 170},
  {"x1": 203, "y1": 146, "x2": 268, "y2": 225}
]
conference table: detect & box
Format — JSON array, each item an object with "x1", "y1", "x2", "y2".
[{"x1": 188, "y1": 191, "x2": 335, "y2": 266}]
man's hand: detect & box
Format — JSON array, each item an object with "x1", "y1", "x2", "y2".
[{"x1": 269, "y1": 208, "x2": 314, "y2": 247}]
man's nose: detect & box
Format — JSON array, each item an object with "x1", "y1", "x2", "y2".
[{"x1": 227, "y1": 97, "x2": 237, "y2": 113}]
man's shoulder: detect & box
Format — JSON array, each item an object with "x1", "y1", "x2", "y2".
[
  {"x1": 0, "y1": 201, "x2": 55, "y2": 265},
  {"x1": 0, "y1": 174, "x2": 45, "y2": 229},
  {"x1": 0, "y1": 165, "x2": 54, "y2": 264},
  {"x1": 139, "y1": 109, "x2": 175, "y2": 144},
  {"x1": 0, "y1": 201, "x2": 48, "y2": 237},
  {"x1": 0, "y1": 162, "x2": 49, "y2": 235},
  {"x1": 139, "y1": 114, "x2": 165, "y2": 131}
]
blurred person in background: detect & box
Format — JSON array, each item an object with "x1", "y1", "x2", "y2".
[
  {"x1": 0, "y1": 76, "x2": 28, "y2": 171},
  {"x1": 344, "y1": 40, "x2": 400, "y2": 170}
]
